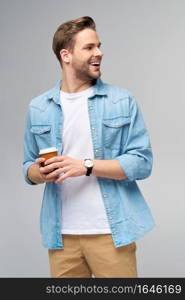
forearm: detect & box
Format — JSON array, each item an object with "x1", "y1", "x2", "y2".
[
  {"x1": 92, "y1": 159, "x2": 128, "y2": 180},
  {"x1": 28, "y1": 163, "x2": 45, "y2": 184}
]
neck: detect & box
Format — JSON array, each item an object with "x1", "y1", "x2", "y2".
[{"x1": 60, "y1": 71, "x2": 95, "y2": 93}]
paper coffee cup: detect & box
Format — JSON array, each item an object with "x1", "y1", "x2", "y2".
[{"x1": 39, "y1": 147, "x2": 58, "y2": 167}]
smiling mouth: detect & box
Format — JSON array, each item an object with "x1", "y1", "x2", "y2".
[
  {"x1": 89, "y1": 60, "x2": 101, "y2": 67},
  {"x1": 90, "y1": 62, "x2": 100, "y2": 66},
  {"x1": 89, "y1": 62, "x2": 101, "y2": 71}
]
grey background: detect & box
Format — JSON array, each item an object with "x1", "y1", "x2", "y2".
[{"x1": 0, "y1": 0, "x2": 184, "y2": 277}]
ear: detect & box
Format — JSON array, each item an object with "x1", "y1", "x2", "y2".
[{"x1": 60, "y1": 49, "x2": 70, "y2": 64}]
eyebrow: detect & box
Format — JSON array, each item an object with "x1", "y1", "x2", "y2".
[{"x1": 83, "y1": 42, "x2": 102, "y2": 47}]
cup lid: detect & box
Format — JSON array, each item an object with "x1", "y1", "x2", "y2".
[{"x1": 39, "y1": 147, "x2": 58, "y2": 155}]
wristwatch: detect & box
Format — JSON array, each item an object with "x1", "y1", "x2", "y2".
[{"x1": 84, "y1": 159, "x2": 94, "y2": 176}]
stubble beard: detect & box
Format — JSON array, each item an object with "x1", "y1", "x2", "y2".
[{"x1": 73, "y1": 62, "x2": 101, "y2": 82}]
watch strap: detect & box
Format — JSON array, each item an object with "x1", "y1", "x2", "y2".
[{"x1": 86, "y1": 166, "x2": 93, "y2": 176}]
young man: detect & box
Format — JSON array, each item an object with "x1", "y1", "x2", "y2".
[{"x1": 23, "y1": 16, "x2": 155, "y2": 278}]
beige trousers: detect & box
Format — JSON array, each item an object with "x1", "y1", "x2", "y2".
[{"x1": 48, "y1": 234, "x2": 137, "y2": 278}]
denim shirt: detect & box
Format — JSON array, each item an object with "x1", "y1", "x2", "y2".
[{"x1": 23, "y1": 78, "x2": 155, "y2": 249}]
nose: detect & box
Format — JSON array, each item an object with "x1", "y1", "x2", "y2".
[{"x1": 95, "y1": 47, "x2": 104, "y2": 57}]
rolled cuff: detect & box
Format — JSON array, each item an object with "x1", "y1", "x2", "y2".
[
  {"x1": 115, "y1": 153, "x2": 152, "y2": 182},
  {"x1": 23, "y1": 161, "x2": 38, "y2": 185}
]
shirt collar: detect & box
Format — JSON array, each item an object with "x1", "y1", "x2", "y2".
[{"x1": 49, "y1": 78, "x2": 107, "y2": 105}]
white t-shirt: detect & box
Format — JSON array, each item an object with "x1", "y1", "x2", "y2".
[{"x1": 58, "y1": 87, "x2": 111, "y2": 234}]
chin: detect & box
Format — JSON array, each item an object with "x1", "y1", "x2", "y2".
[{"x1": 90, "y1": 71, "x2": 101, "y2": 79}]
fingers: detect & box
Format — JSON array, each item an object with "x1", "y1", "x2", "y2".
[
  {"x1": 35, "y1": 157, "x2": 62, "y2": 183},
  {"x1": 34, "y1": 155, "x2": 80, "y2": 183},
  {"x1": 41, "y1": 161, "x2": 65, "y2": 174},
  {"x1": 44, "y1": 155, "x2": 69, "y2": 166},
  {"x1": 41, "y1": 175, "x2": 58, "y2": 182},
  {"x1": 43, "y1": 166, "x2": 70, "y2": 179},
  {"x1": 35, "y1": 156, "x2": 65, "y2": 167},
  {"x1": 39, "y1": 164, "x2": 71, "y2": 184},
  {"x1": 54, "y1": 171, "x2": 72, "y2": 184},
  {"x1": 35, "y1": 157, "x2": 45, "y2": 165}
]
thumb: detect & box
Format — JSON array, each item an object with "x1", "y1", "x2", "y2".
[{"x1": 35, "y1": 157, "x2": 46, "y2": 165}]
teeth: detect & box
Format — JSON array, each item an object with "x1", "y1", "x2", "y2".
[{"x1": 90, "y1": 62, "x2": 100, "y2": 66}]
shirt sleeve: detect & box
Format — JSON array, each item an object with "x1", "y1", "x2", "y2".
[
  {"x1": 115, "y1": 95, "x2": 153, "y2": 182},
  {"x1": 22, "y1": 107, "x2": 39, "y2": 185}
]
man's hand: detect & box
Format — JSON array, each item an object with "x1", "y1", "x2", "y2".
[
  {"x1": 35, "y1": 157, "x2": 59, "y2": 183},
  {"x1": 38, "y1": 156, "x2": 87, "y2": 184}
]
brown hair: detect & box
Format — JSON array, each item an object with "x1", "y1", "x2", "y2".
[{"x1": 52, "y1": 16, "x2": 96, "y2": 66}]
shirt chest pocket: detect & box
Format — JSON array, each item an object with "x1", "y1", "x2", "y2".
[
  {"x1": 30, "y1": 125, "x2": 52, "y2": 150},
  {"x1": 102, "y1": 116, "x2": 131, "y2": 150}
]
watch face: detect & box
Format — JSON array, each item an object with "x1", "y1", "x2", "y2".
[{"x1": 85, "y1": 159, "x2": 93, "y2": 168}]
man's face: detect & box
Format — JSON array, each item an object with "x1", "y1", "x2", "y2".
[{"x1": 69, "y1": 28, "x2": 103, "y2": 81}]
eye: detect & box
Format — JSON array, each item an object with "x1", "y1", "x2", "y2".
[{"x1": 86, "y1": 46, "x2": 92, "y2": 50}]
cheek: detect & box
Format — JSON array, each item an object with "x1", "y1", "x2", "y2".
[
  {"x1": 72, "y1": 57, "x2": 86, "y2": 66},
  {"x1": 76, "y1": 60, "x2": 90, "y2": 69},
  {"x1": 78, "y1": 52, "x2": 92, "y2": 62}
]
